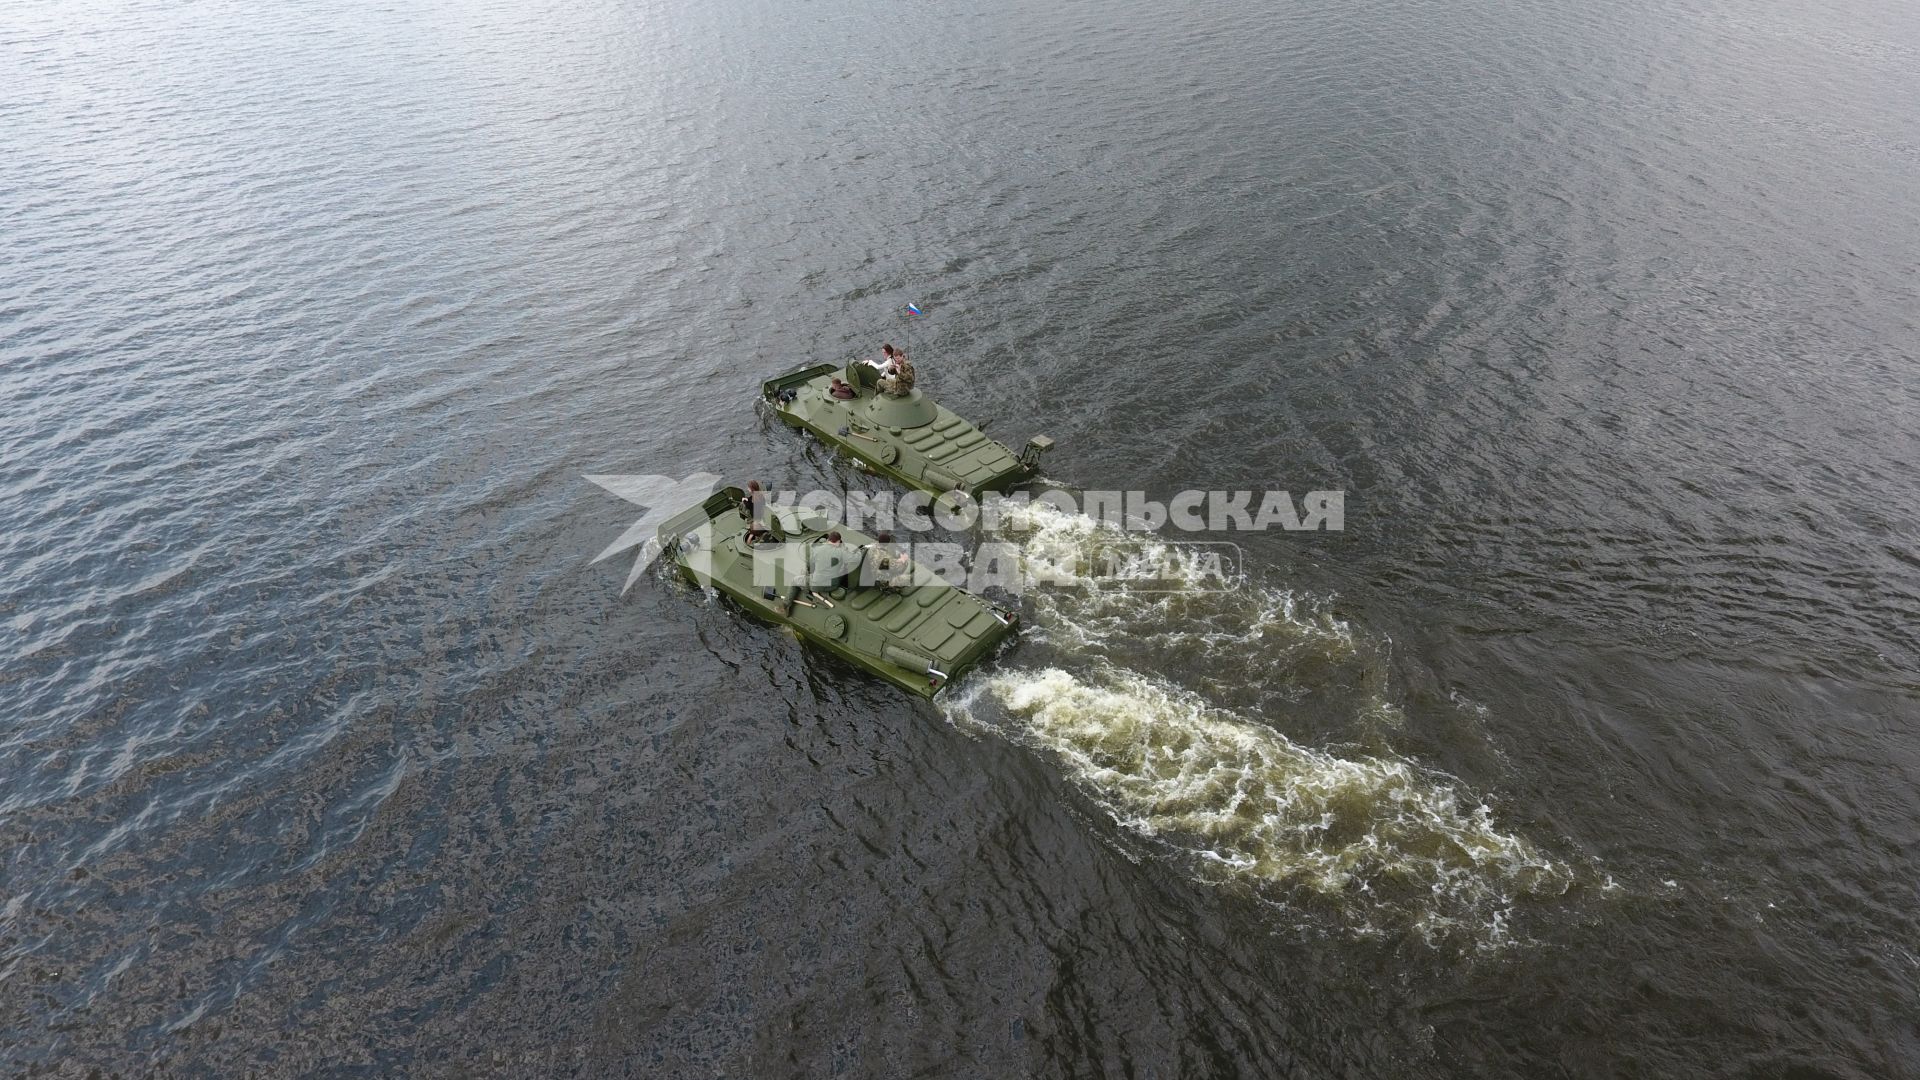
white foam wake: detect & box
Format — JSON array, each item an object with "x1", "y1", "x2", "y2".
[
  {"x1": 964, "y1": 500, "x2": 1574, "y2": 940},
  {"x1": 950, "y1": 666, "x2": 1571, "y2": 939},
  {"x1": 991, "y1": 499, "x2": 1362, "y2": 660}
]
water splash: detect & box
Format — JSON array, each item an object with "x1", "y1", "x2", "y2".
[
  {"x1": 948, "y1": 666, "x2": 1570, "y2": 940},
  {"x1": 993, "y1": 499, "x2": 1362, "y2": 661},
  {"x1": 958, "y1": 500, "x2": 1575, "y2": 941}
]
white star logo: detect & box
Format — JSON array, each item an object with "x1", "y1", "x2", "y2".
[{"x1": 585, "y1": 472, "x2": 724, "y2": 592}]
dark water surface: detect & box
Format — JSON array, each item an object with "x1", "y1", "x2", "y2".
[{"x1": 5, "y1": 0, "x2": 1919, "y2": 1074}]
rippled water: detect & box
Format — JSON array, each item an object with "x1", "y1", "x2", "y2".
[{"x1": 4, "y1": 0, "x2": 1919, "y2": 1074}]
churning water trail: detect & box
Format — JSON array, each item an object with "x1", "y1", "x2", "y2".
[{"x1": 945, "y1": 503, "x2": 1577, "y2": 943}]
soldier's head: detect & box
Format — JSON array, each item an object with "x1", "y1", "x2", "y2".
[
  {"x1": 827, "y1": 530, "x2": 842, "y2": 544},
  {"x1": 875, "y1": 531, "x2": 893, "y2": 544}
]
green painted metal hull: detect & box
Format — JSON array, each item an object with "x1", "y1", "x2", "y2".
[
  {"x1": 762, "y1": 363, "x2": 1044, "y2": 498},
  {"x1": 656, "y1": 486, "x2": 1018, "y2": 699}
]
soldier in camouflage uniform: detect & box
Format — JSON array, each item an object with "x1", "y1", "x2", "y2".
[
  {"x1": 878, "y1": 344, "x2": 916, "y2": 397},
  {"x1": 864, "y1": 530, "x2": 915, "y2": 591}
]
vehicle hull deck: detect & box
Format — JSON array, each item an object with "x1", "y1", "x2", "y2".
[
  {"x1": 762, "y1": 363, "x2": 1050, "y2": 498},
  {"x1": 655, "y1": 486, "x2": 1018, "y2": 698}
]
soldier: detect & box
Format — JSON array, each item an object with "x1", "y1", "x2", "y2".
[
  {"x1": 740, "y1": 481, "x2": 772, "y2": 545},
  {"x1": 809, "y1": 530, "x2": 856, "y2": 589},
  {"x1": 878, "y1": 344, "x2": 916, "y2": 397},
  {"x1": 865, "y1": 530, "x2": 914, "y2": 591}
]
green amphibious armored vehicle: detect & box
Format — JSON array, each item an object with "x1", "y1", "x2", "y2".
[
  {"x1": 654, "y1": 485, "x2": 1019, "y2": 698},
  {"x1": 762, "y1": 362, "x2": 1052, "y2": 498}
]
